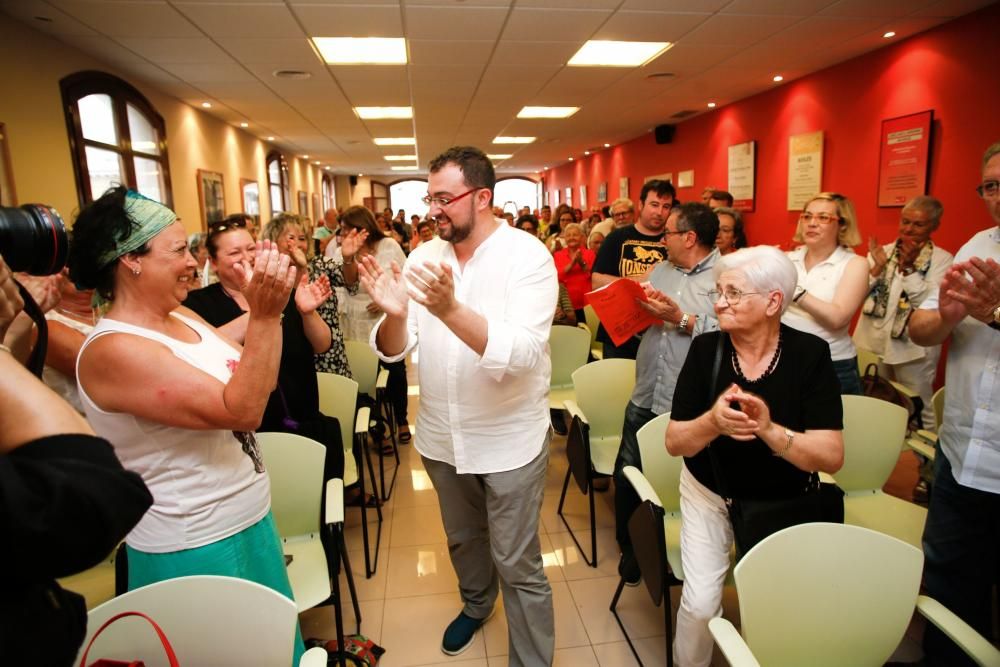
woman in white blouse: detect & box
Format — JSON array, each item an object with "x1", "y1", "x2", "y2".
[{"x1": 782, "y1": 192, "x2": 869, "y2": 394}]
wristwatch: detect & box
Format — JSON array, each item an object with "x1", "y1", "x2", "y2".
[
  {"x1": 679, "y1": 313, "x2": 690, "y2": 332},
  {"x1": 990, "y1": 305, "x2": 1000, "y2": 331}
]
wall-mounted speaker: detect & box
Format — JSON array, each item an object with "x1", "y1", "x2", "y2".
[
  {"x1": 654, "y1": 124, "x2": 676, "y2": 145},
  {"x1": 349, "y1": 175, "x2": 358, "y2": 187}
]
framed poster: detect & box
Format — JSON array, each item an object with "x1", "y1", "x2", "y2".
[
  {"x1": 543, "y1": 189, "x2": 549, "y2": 206},
  {"x1": 312, "y1": 192, "x2": 320, "y2": 221},
  {"x1": 787, "y1": 131, "x2": 823, "y2": 210},
  {"x1": 878, "y1": 110, "x2": 933, "y2": 207},
  {"x1": 727, "y1": 140, "x2": 756, "y2": 211},
  {"x1": 197, "y1": 169, "x2": 225, "y2": 230},
  {"x1": 564, "y1": 186, "x2": 572, "y2": 206},
  {"x1": 580, "y1": 185, "x2": 587, "y2": 209},
  {"x1": 619, "y1": 176, "x2": 629, "y2": 199},
  {"x1": 297, "y1": 190, "x2": 308, "y2": 217},
  {"x1": 240, "y1": 179, "x2": 259, "y2": 216},
  {"x1": 0, "y1": 123, "x2": 17, "y2": 206},
  {"x1": 644, "y1": 173, "x2": 672, "y2": 184},
  {"x1": 598, "y1": 182, "x2": 608, "y2": 203},
  {"x1": 677, "y1": 170, "x2": 694, "y2": 188}
]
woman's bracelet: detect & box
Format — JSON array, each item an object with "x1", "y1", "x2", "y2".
[
  {"x1": 793, "y1": 287, "x2": 807, "y2": 303},
  {"x1": 0, "y1": 343, "x2": 10, "y2": 354}
]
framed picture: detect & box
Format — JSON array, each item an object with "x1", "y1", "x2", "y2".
[
  {"x1": 312, "y1": 192, "x2": 320, "y2": 221},
  {"x1": 297, "y1": 190, "x2": 308, "y2": 217},
  {"x1": 0, "y1": 123, "x2": 17, "y2": 206},
  {"x1": 598, "y1": 182, "x2": 608, "y2": 203},
  {"x1": 197, "y1": 169, "x2": 225, "y2": 230},
  {"x1": 878, "y1": 110, "x2": 933, "y2": 207},
  {"x1": 564, "y1": 186, "x2": 572, "y2": 206},
  {"x1": 240, "y1": 179, "x2": 259, "y2": 216},
  {"x1": 580, "y1": 185, "x2": 587, "y2": 209},
  {"x1": 619, "y1": 177, "x2": 629, "y2": 200}
]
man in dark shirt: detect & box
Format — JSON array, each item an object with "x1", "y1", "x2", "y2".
[{"x1": 591, "y1": 179, "x2": 675, "y2": 358}]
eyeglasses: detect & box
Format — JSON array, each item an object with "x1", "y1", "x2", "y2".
[
  {"x1": 612, "y1": 210, "x2": 632, "y2": 218},
  {"x1": 976, "y1": 179, "x2": 999, "y2": 199},
  {"x1": 207, "y1": 218, "x2": 248, "y2": 236},
  {"x1": 706, "y1": 287, "x2": 763, "y2": 305},
  {"x1": 421, "y1": 188, "x2": 479, "y2": 207},
  {"x1": 799, "y1": 212, "x2": 840, "y2": 225},
  {"x1": 662, "y1": 229, "x2": 689, "y2": 237}
]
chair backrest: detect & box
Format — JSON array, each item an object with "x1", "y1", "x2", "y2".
[
  {"x1": 258, "y1": 432, "x2": 325, "y2": 538},
  {"x1": 344, "y1": 340, "x2": 379, "y2": 398},
  {"x1": 316, "y1": 372, "x2": 360, "y2": 454},
  {"x1": 932, "y1": 386, "x2": 945, "y2": 431},
  {"x1": 583, "y1": 305, "x2": 600, "y2": 349},
  {"x1": 571, "y1": 358, "x2": 636, "y2": 439},
  {"x1": 833, "y1": 395, "x2": 909, "y2": 493},
  {"x1": 635, "y1": 412, "x2": 682, "y2": 513},
  {"x1": 734, "y1": 523, "x2": 923, "y2": 667},
  {"x1": 80, "y1": 575, "x2": 299, "y2": 666},
  {"x1": 550, "y1": 324, "x2": 591, "y2": 388}
]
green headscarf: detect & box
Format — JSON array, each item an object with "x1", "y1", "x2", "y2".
[{"x1": 96, "y1": 190, "x2": 177, "y2": 269}]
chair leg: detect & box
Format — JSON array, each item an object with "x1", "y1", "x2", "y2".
[
  {"x1": 328, "y1": 523, "x2": 347, "y2": 667},
  {"x1": 664, "y1": 587, "x2": 674, "y2": 667},
  {"x1": 337, "y1": 528, "x2": 362, "y2": 635},
  {"x1": 356, "y1": 434, "x2": 383, "y2": 578},
  {"x1": 610, "y1": 576, "x2": 643, "y2": 666},
  {"x1": 375, "y1": 390, "x2": 399, "y2": 502},
  {"x1": 556, "y1": 467, "x2": 598, "y2": 567}
]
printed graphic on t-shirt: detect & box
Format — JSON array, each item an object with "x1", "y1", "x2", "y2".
[
  {"x1": 619, "y1": 240, "x2": 667, "y2": 278},
  {"x1": 233, "y1": 430, "x2": 265, "y2": 473}
]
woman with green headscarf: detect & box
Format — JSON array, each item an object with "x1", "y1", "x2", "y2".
[{"x1": 67, "y1": 186, "x2": 308, "y2": 663}]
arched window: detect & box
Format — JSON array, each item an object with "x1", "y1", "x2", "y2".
[
  {"x1": 494, "y1": 177, "x2": 539, "y2": 214},
  {"x1": 321, "y1": 173, "x2": 336, "y2": 213},
  {"x1": 266, "y1": 150, "x2": 290, "y2": 214},
  {"x1": 60, "y1": 71, "x2": 172, "y2": 208}
]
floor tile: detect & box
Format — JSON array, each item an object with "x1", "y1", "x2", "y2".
[
  {"x1": 385, "y1": 543, "x2": 459, "y2": 599},
  {"x1": 547, "y1": 528, "x2": 621, "y2": 581},
  {"x1": 538, "y1": 532, "x2": 566, "y2": 584},
  {"x1": 340, "y1": 545, "x2": 390, "y2": 602},
  {"x1": 481, "y1": 581, "x2": 591, "y2": 657},
  {"x1": 300, "y1": 598, "x2": 384, "y2": 645},
  {"x1": 380, "y1": 592, "x2": 486, "y2": 667},
  {"x1": 567, "y1": 575, "x2": 665, "y2": 645},
  {"x1": 391, "y1": 504, "x2": 448, "y2": 547},
  {"x1": 539, "y1": 487, "x2": 615, "y2": 535}
]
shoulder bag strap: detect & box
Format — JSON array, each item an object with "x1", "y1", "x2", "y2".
[
  {"x1": 704, "y1": 333, "x2": 733, "y2": 500},
  {"x1": 79, "y1": 611, "x2": 180, "y2": 667}
]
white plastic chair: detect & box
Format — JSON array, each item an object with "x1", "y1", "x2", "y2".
[
  {"x1": 345, "y1": 339, "x2": 397, "y2": 501},
  {"x1": 78, "y1": 575, "x2": 327, "y2": 666},
  {"x1": 709, "y1": 523, "x2": 1000, "y2": 667}
]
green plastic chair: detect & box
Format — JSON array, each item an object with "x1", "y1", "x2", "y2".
[
  {"x1": 558, "y1": 358, "x2": 635, "y2": 566},
  {"x1": 583, "y1": 304, "x2": 604, "y2": 360},
  {"x1": 834, "y1": 395, "x2": 927, "y2": 549},
  {"x1": 345, "y1": 340, "x2": 397, "y2": 501},
  {"x1": 258, "y1": 433, "x2": 360, "y2": 651},
  {"x1": 548, "y1": 324, "x2": 592, "y2": 412},
  {"x1": 708, "y1": 522, "x2": 1000, "y2": 667},
  {"x1": 907, "y1": 385, "x2": 945, "y2": 461},
  {"x1": 316, "y1": 371, "x2": 382, "y2": 577}
]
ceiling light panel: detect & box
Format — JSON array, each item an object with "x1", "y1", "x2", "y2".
[
  {"x1": 568, "y1": 40, "x2": 672, "y2": 67},
  {"x1": 312, "y1": 38, "x2": 407, "y2": 65},
  {"x1": 354, "y1": 106, "x2": 413, "y2": 119},
  {"x1": 384, "y1": 155, "x2": 417, "y2": 161},
  {"x1": 517, "y1": 106, "x2": 579, "y2": 119},
  {"x1": 374, "y1": 137, "x2": 416, "y2": 145},
  {"x1": 493, "y1": 136, "x2": 536, "y2": 144}
]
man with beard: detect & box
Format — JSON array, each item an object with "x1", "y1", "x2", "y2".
[
  {"x1": 591, "y1": 180, "x2": 675, "y2": 358},
  {"x1": 358, "y1": 146, "x2": 557, "y2": 666}
]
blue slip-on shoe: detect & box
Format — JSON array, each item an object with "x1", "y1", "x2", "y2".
[{"x1": 441, "y1": 608, "x2": 495, "y2": 656}]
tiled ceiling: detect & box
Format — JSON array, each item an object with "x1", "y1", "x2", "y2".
[{"x1": 2, "y1": 0, "x2": 993, "y2": 176}]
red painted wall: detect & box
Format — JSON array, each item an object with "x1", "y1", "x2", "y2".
[{"x1": 544, "y1": 3, "x2": 1000, "y2": 255}]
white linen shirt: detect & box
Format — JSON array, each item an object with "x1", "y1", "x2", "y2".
[
  {"x1": 919, "y1": 226, "x2": 1000, "y2": 493},
  {"x1": 783, "y1": 244, "x2": 859, "y2": 361},
  {"x1": 371, "y1": 223, "x2": 558, "y2": 474}
]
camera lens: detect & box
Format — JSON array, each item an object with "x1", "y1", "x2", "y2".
[{"x1": 0, "y1": 204, "x2": 68, "y2": 275}]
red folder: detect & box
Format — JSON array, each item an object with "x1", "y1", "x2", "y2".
[{"x1": 585, "y1": 279, "x2": 659, "y2": 346}]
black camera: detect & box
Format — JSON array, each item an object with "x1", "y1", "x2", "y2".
[{"x1": 0, "y1": 204, "x2": 68, "y2": 275}]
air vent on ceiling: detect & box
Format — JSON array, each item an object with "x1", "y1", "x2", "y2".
[
  {"x1": 645, "y1": 72, "x2": 675, "y2": 81},
  {"x1": 669, "y1": 110, "x2": 698, "y2": 120},
  {"x1": 273, "y1": 69, "x2": 312, "y2": 80}
]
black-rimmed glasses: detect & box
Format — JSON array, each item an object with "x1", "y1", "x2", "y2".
[{"x1": 421, "y1": 188, "x2": 479, "y2": 207}]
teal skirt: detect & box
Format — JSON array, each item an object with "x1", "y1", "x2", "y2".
[{"x1": 126, "y1": 511, "x2": 305, "y2": 665}]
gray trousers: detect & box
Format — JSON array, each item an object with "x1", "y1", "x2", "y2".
[{"x1": 422, "y1": 435, "x2": 554, "y2": 667}]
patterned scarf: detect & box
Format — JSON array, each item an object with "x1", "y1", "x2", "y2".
[{"x1": 862, "y1": 240, "x2": 934, "y2": 339}]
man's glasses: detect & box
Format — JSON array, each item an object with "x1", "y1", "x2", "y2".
[
  {"x1": 976, "y1": 179, "x2": 999, "y2": 199},
  {"x1": 208, "y1": 218, "x2": 248, "y2": 236},
  {"x1": 799, "y1": 212, "x2": 840, "y2": 225},
  {"x1": 421, "y1": 188, "x2": 480, "y2": 207},
  {"x1": 706, "y1": 287, "x2": 763, "y2": 305},
  {"x1": 612, "y1": 210, "x2": 632, "y2": 218},
  {"x1": 661, "y1": 229, "x2": 688, "y2": 237}
]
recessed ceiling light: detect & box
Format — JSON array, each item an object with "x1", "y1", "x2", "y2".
[
  {"x1": 324, "y1": 166, "x2": 331, "y2": 170},
  {"x1": 312, "y1": 37, "x2": 407, "y2": 65},
  {"x1": 487, "y1": 154, "x2": 513, "y2": 160},
  {"x1": 355, "y1": 106, "x2": 413, "y2": 119},
  {"x1": 707, "y1": 102, "x2": 717, "y2": 108},
  {"x1": 239, "y1": 122, "x2": 249, "y2": 128},
  {"x1": 313, "y1": 161, "x2": 320, "y2": 165},
  {"x1": 883, "y1": 31, "x2": 896, "y2": 38},
  {"x1": 358, "y1": 173, "x2": 364, "y2": 177},
  {"x1": 604, "y1": 143, "x2": 610, "y2": 148},
  {"x1": 584, "y1": 151, "x2": 590, "y2": 156},
  {"x1": 568, "y1": 40, "x2": 671, "y2": 67},
  {"x1": 201, "y1": 102, "x2": 212, "y2": 108},
  {"x1": 384, "y1": 155, "x2": 417, "y2": 161},
  {"x1": 267, "y1": 136, "x2": 275, "y2": 141},
  {"x1": 301, "y1": 155, "x2": 310, "y2": 159},
  {"x1": 568, "y1": 157, "x2": 574, "y2": 161},
  {"x1": 773, "y1": 75, "x2": 784, "y2": 82},
  {"x1": 493, "y1": 136, "x2": 535, "y2": 144},
  {"x1": 517, "y1": 106, "x2": 579, "y2": 119},
  {"x1": 391, "y1": 166, "x2": 418, "y2": 171},
  {"x1": 374, "y1": 137, "x2": 416, "y2": 146}
]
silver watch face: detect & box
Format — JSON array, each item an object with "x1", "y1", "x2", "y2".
[{"x1": 994, "y1": 306, "x2": 1000, "y2": 324}]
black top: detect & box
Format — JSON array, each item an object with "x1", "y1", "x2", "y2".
[
  {"x1": 592, "y1": 224, "x2": 667, "y2": 345},
  {"x1": 183, "y1": 283, "x2": 319, "y2": 431},
  {"x1": 672, "y1": 325, "x2": 843, "y2": 500}
]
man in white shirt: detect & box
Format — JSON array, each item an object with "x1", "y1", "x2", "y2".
[
  {"x1": 909, "y1": 140, "x2": 1000, "y2": 666},
  {"x1": 359, "y1": 146, "x2": 558, "y2": 666}
]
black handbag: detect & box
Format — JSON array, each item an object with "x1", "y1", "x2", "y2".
[{"x1": 705, "y1": 334, "x2": 844, "y2": 561}]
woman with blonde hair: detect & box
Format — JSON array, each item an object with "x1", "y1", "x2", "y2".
[{"x1": 782, "y1": 192, "x2": 869, "y2": 394}]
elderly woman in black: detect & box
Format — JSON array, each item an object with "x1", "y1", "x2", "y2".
[{"x1": 665, "y1": 245, "x2": 845, "y2": 667}]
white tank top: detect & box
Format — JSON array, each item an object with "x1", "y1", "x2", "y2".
[{"x1": 77, "y1": 312, "x2": 270, "y2": 553}]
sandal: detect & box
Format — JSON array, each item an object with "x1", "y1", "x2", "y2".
[
  {"x1": 344, "y1": 490, "x2": 378, "y2": 508},
  {"x1": 398, "y1": 423, "x2": 412, "y2": 443}
]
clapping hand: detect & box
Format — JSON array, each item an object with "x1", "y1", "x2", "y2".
[
  {"x1": 406, "y1": 262, "x2": 457, "y2": 319},
  {"x1": 340, "y1": 228, "x2": 369, "y2": 262},
  {"x1": 638, "y1": 282, "x2": 682, "y2": 324},
  {"x1": 710, "y1": 383, "x2": 772, "y2": 441},
  {"x1": 358, "y1": 255, "x2": 409, "y2": 319},
  {"x1": 294, "y1": 272, "x2": 332, "y2": 314},
  {"x1": 869, "y1": 237, "x2": 888, "y2": 275},
  {"x1": 940, "y1": 257, "x2": 1000, "y2": 324},
  {"x1": 234, "y1": 241, "x2": 295, "y2": 319}
]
